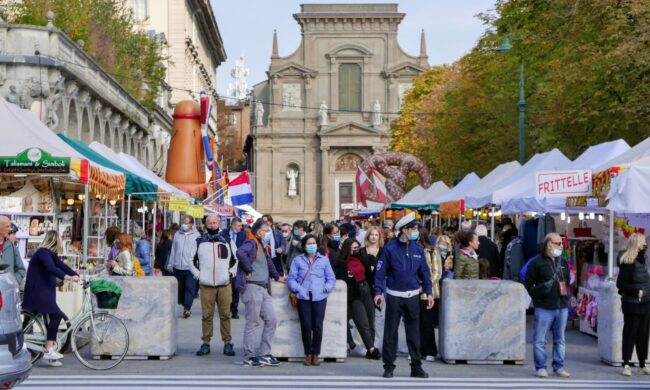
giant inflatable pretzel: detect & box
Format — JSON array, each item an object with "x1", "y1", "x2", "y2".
[{"x1": 359, "y1": 151, "x2": 432, "y2": 202}]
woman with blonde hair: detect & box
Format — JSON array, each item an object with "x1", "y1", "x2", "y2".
[
  {"x1": 617, "y1": 233, "x2": 650, "y2": 376},
  {"x1": 111, "y1": 232, "x2": 135, "y2": 276},
  {"x1": 22, "y1": 231, "x2": 79, "y2": 365}
]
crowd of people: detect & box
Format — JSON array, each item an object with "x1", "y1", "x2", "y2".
[{"x1": 2, "y1": 210, "x2": 649, "y2": 378}]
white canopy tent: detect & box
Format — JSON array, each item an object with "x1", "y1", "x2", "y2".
[
  {"x1": 390, "y1": 180, "x2": 451, "y2": 209},
  {"x1": 606, "y1": 137, "x2": 650, "y2": 214},
  {"x1": 500, "y1": 139, "x2": 631, "y2": 214},
  {"x1": 465, "y1": 149, "x2": 571, "y2": 209},
  {"x1": 89, "y1": 142, "x2": 187, "y2": 197},
  {"x1": 434, "y1": 172, "x2": 482, "y2": 204}
]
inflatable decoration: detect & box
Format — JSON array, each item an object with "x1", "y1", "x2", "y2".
[
  {"x1": 359, "y1": 151, "x2": 432, "y2": 202},
  {"x1": 166, "y1": 93, "x2": 215, "y2": 197}
]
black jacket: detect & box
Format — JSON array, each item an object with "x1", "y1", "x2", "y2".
[
  {"x1": 154, "y1": 239, "x2": 173, "y2": 271},
  {"x1": 616, "y1": 253, "x2": 650, "y2": 306},
  {"x1": 333, "y1": 255, "x2": 372, "y2": 301},
  {"x1": 477, "y1": 236, "x2": 500, "y2": 278},
  {"x1": 524, "y1": 253, "x2": 570, "y2": 310}
]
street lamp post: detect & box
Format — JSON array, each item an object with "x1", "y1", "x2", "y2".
[{"x1": 497, "y1": 37, "x2": 526, "y2": 164}]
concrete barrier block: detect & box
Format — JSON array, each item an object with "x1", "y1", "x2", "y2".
[
  {"x1": 598, "y1": 281, "x2": 647, "y2": 366},
  {"x1": 271, "y1": 280, "x2": 347, "y2": 360},
  {"x1": 92, "y1": 276, "x2": 177, "y2": 359},
  {"x1": 440, "y1": 279, "x2": 528, "y2": 363}
]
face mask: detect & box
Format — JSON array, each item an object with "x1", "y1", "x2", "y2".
[
  {"x1": 305, "y1": 244, "x2": 318, "y2": 255},
  {"x1": 332, "y1": 235, "x2": 341, "y2": 242},
  {"x1": 181, "y1": 224, "x2": 190, "y2": 232},
  {"x1": 438, "y1": 245, "x2": 448, "y2": 252},
  {"x1": 408, "y1": 231, "x2": 420, "y2": 241},
  {"x1": 207, "y1": 228, "x2": 219, "y2": 236},
  {"x1": 551, "y1": 247, "x2": 563, "y2": 258},
  {"x1": 263, "y1": 230, "x2": 273, "y2": 244},
  {"x1": 282, "y1": 232, "x2": 290, "y2": 238},
  {"x1": 293, "y1": 228, "x2": 300, "y2": 236},
  {"x1": 351, "y1": 249, "x2": 360, "y2": 256}
]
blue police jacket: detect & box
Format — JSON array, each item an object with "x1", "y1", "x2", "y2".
[
  {"x1": 374, "y1": 235, "x2": 432, "y2": 296},
  {"x1": 288, "y1": 253, "x2": 336, "y2": 302}
]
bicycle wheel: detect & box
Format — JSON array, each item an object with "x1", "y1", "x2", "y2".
[
  {"x1": 21, "y1": 312, "x2": 46, "y2": 363},
  {"x1": 71, "y1": 311, "x2": 129, "y2": 370}
]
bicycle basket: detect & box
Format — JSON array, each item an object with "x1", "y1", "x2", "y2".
[
  {"x1": 90, "y1": 279, "x2": 122, "y2": 309},
  {"x1": 95, "y1": 291, "x2": 120, "y2": 309}
]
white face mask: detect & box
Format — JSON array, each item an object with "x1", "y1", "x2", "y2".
[{"x1": 551, "y1": 247, "x2": 563, "y2": 258}]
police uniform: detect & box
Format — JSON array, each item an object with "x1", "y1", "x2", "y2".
[{"x1": 374, "y1": 213, "x2": 432, "y2": 378}]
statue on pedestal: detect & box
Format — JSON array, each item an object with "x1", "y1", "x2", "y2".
[
  {"x1": 287, "y1": 168, "x2": 299, "y2": 197},
  {"x1": 255, "y1": 99, "x2": 264, "y2": 126},
  {"x1": 372, "y1": 99, "x2": 382, "y2": 127},
  {"x1": 319, "y1": 101, "x2": 328, "y2": 126}
]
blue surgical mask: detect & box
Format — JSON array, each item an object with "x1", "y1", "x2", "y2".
[
  {"x1": 438, "y1": 245, "x2": 448, "y2": 252},
  {"x1": 332, "y1": 235, "x2": 341, "y2": 242},
  {"x1": 408, "y1": 231, "x2": 420, "y2": 241},
  {"x1": 305, "y1": 244, "x2": 318, "y2": 254},
  {"x1": 264, "y1": 230, "x2": 273, "y2": 244},
  {"x1": 293, "y1": 228, "x2": 300, "y2": 236},
  {"x1": 181, "y1": 224, "x2": 190, "y2": 232}
]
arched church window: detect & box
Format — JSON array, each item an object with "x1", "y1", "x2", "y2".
[{"x1": 339, "y1": 64, "x2": 361, "y2": 112}]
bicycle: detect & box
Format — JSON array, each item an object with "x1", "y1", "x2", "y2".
[{"x1": 22, "y1": 273, "x2": 130, "y2": 370}]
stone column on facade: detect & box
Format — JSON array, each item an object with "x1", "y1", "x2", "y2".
[{"x1": 320, "y1": 145, "x2": 330, "y2": 218}]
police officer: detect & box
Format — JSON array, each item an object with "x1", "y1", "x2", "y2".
[{"x1": 374, "y1": 212, "x2": 433, "y2": 379}]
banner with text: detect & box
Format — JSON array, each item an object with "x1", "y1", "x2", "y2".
[{"x1": 536, "y1": 170, "x2": 592, "y2": 198}]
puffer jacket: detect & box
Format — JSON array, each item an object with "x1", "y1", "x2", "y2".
[
  {"x1": 454, "y1": 248, "x2": 479, "y2": 280},
  {"x1": 191, "y1": 232, "x2": 237, "y2": 287},
  {"x1": 166, "y1": 229, "x2": 201, "y2": 272},
  {"x1": 617, "y1": 253, "x2": 650, "y2": 305}
]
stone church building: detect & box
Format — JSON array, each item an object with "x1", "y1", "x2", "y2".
[{"x1": 247, "y1": 3, "x2": 428, "y2": 222}]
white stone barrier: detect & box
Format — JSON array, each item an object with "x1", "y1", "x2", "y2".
[
  {"x1": 93, "y1": 276, "x2": 178, "y2": 360},
  {"x1": 440, "y1": 279, "x2": 528, "y2": 364},
  {"x1": 271, "y1": 280, "x2": 347, "y2": 361},
  {"x1": 598, "y1": 281, "x2": 649, "y2": 366}
]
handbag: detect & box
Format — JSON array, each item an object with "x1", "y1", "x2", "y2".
[{"x1": 290, "y1": 259, "x2": 314, "y2": 307}]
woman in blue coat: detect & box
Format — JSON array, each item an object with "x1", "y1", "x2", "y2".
[
  {"x1": 22, "y1": 231, "x2": 79, "y2": 365},
  {"x1": 288, "y1": 234, "x2": 336, "y2": 366}
]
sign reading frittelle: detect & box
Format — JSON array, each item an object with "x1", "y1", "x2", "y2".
[
  {"x1": 0, "y1": 148, "x2": 70, "y2": 174},
  {"x1": 536, "y1": 170, "x2": 592, "y2": 198}
]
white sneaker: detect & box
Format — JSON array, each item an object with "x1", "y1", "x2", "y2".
[
  {"x1": 45, "y1": 359, "x2": 63, "y2": 367},
  {"x1": 536, "y1": 368, "x2": 548, "y2": 378},
  {"x1": 640, "y1": 366, "x2": 650, "y2": 375},
  {"x1": 425, "y1": 355, "x2": 435, "y2": 362},
  {"x1": 622, "y1": 365, "x2": 632, "y2": 376},
  {"x1": 42, "y1": 349, "x2": 63, "y2": 360},
  {"x1": 555, "y1": 368, "x2": 571, "y2": 378}
]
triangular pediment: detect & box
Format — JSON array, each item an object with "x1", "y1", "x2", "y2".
[
  {"x1": 319, "y1": 121, "x2": 385, "y2": 137},
  {"x1": 270, "y1": 62, "x2": 317, "y2": 76},
  {"x1": 384, "y1": 62, "x2": 427, "y2": 77}
]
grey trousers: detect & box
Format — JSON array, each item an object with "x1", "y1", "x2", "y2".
[{"x1": 241, "y1": 284, "x2": 277, "y2": 358}]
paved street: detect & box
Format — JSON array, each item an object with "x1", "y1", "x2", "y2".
[{"x1": 23, "y1": 303, "x2": 650, "y2": 389}]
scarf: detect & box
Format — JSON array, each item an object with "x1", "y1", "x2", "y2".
[{"x1": 460, "y1": 247, "x2": 478, "y2": 260}]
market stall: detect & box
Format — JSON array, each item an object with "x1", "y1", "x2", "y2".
[{"x1": 390, "y1": 180, "x2": 450, "y2": 210}]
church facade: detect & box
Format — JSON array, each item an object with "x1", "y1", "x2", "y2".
[{"x1": 248, "y1": 3, "x2": 428, "y2": 222}]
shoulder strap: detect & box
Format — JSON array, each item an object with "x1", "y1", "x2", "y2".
[{"x1": 300, "y1": 257, "x2": 316, "y2": 286}]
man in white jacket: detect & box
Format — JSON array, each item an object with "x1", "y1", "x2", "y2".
[{"x1": 192, "y1": 214, "x2": 238, "y2": 357}]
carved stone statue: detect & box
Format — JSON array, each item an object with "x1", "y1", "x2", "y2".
[
  {"x1": 255, "y1": 99, "x2": 264, "y2": 126},
  {"x1": 287, "y1": 168, "x2": 299, "y2": 197},
  {"x1": 319, "y1": 101, "x2": 328, "y2": 126},
  {"x1": 372, "y1": 99, "x2": 382, "y2": 127},
  {"x1": 6, "y1": 85, "x2": 18, "y2": 104},
  {"x1": 227, "y1": 55, "x2": 249, "y2": 100}
]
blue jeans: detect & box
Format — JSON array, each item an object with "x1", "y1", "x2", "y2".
[{"x1": 533, "y1": 307, "x2": 568, "y2": 371}]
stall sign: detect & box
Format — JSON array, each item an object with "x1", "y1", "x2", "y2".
[
  {"x1": 536, "y1": 170, "x2": 592, "y2": 198},
  {"x1": 0, "y1": 148, "x2": 69, "y2": 174},
  {"x1": 186, "y1": 205, "x2": 204, "y2": 218},
  {"x1": 168, "y1": 196, "x2": 190, "y2": 212},
  {"x1": 214, "y1": 205, "x2": 234, "y2": 216}
]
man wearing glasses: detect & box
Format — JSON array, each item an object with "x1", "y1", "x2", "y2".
[{"x1": 524, "y1": 232, "x2": 571, "y2": 378}]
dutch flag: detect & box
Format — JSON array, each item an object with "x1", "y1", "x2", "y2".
[{"x1": 229, "y1": 171, "x2": 254, "y2": 206}]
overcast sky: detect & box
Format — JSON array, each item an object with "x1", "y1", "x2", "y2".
[{"x1": 211, "y1": 0, "x2": 496, "y2": 96}]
